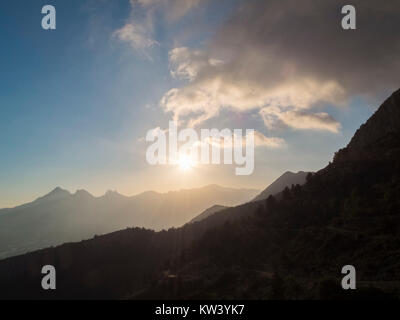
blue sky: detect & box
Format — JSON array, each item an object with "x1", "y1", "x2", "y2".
[{"x1": 0, "y1": 0, "x2": 395, "y2": 207}]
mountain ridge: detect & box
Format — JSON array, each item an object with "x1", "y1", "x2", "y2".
[
  {"x1": 0, "y1": 184, "x2": 259, "y2": 259},
  {"x1": 1, "y1": 184, "x2": 260, "y2": 211}
]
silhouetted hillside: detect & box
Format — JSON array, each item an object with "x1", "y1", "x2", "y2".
[
  {"x1": 0, "y1": 199, "x2": 262, "y2": 299},
  {"x1": 1, "y1": 89, "x2": 400, "y2": 299},
  {"x1": 136, "y1": 89, "x2": 400, "y2": 300}
]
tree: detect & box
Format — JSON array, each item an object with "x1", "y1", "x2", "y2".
[{"x1": 266, "y1": 195, "x2": 277, "y2": 212}]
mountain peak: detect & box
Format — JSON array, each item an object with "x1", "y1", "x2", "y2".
[
  {"x1": 347, "y1": 88, "x2": 400, "y2": 151},
  {"x1": 36, "y1": 187, "x2": 71, "y2": 202},
  {"x1": 252, "y1": 171, "x2": 310, "y2": 202},
  {"x1": 101, "y1": 190, "x2": 125, "y2": 200},
  {"x1": 48, "y1": 187, "x2": 69, "y2": 196},
  {"x1": 51, "y1": 186, "x2": 64, "y2": 193},
  {"x1": 74, "y1": 189, "x2": 94, "y2": 198}
]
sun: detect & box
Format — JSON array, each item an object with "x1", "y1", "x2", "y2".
[{"x1": 177, "y1": 154, "x2": 196, "y2": 171}]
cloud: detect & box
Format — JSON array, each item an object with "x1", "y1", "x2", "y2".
[
  {"x1": 114, "y1": 23, "x2": 158, "y2": 57},
  {"x1": 115, "y1": 0, "x2": 209, "y2": 57},
  {"x1": 162, "y1": 56, "x2": 345, "y2": 129},
  {"x1": 202, "y1": 130, "x2": 285, "y2": 149},
  {"x1": 160, "y1": 0, "x2": 400, "y2": 131},
  {"x1": 169, "y1": 47, "x2": 222, "y2": 81},
  {"x1": 260, "y1": 109, "x2": 341, "y2": 133},
  {"x1": 253, "y1": 131, "x2": 286, "y2": 148},
  {"x1": 212, "y1": 0, "x2": 400, "y2": 95}
]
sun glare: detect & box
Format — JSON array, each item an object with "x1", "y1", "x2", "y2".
[{"x1": 178, "y1": 155, "x2": 196, "y2": 171}]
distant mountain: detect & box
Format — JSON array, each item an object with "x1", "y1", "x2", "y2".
[
  {"x1": 0, "y1": 185, "x2": 259, "y2": 259},
  {"x1": 252, "y1": 171, "x2": 310, "y2": 202},
  {"x1": 189, "y1": 205, "x2": 229, "y2": 223}
]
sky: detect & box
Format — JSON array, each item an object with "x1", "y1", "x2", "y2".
[{"x1": 0, "y1": 0, "x2": 399, "y2": 208}]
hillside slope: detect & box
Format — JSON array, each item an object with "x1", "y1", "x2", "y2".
[
  {"x1": 189, "y1": 205, "x2": 229, "y2": 223},
  {"x1": 137, "y1": 89, "x2": 400, "y2": 300}
]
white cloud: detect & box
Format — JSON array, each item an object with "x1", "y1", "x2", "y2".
[
  {"x1": 115, "y1": 0, "x2": 209, "y2": 58},
  {"x1": 161, "y1": 46, "x2": 345, "y2": 131},
  {"x1": 198, "y1": 130, "x2": 285, "y2": 149},
  {"x1": 169, "y1": 47, "x2": 222, "y2": 81},
  {"x1": 114, "y1": 23, "x2": 158, "y2": 57},
  {"x1": 253, "y1": 131, "x2": 286, "y2": 148},
  {"x1": 278, "y1": 111, "x2": 341, "y2": 133},
  {"x1": 260, "y1": 109, "x2": 341, "y2": 133}
]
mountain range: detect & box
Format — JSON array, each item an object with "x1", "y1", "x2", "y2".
[
  {"x1": 0, "y1": 185, "x2": 259, "y2": 259},
  {"x1": 1, "y1": 89, "x2": 399, "y2": 299},
  {"x1": 0, "y1": 165, "x2": 311, "y2": 260}
]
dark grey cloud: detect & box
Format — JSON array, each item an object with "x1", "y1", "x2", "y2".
[{"x1": 211, "y1": 0, "x2": 400, "y2": 96}]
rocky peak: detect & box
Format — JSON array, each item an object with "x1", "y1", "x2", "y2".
[{"x1": 347, "y1": 89, "x2": 400, "y2": 151}]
